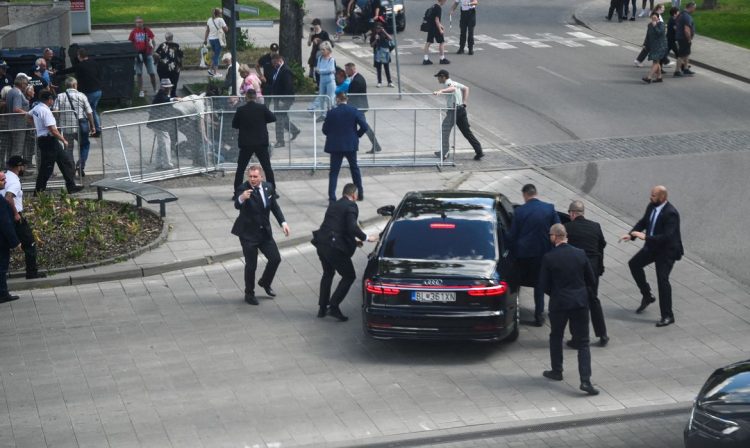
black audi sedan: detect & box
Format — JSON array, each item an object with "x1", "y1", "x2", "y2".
[
  {"x1": 685, "y1": 359, "x2": 750, "y2": 448},
  {"x1": 362, "y1": 191, "x2": 519, "y2": 342}
]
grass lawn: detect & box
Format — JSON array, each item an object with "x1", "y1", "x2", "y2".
[
  {"x1": 676, "y1": 0, "x2": 750, "y2": 49},
  {"x1": 90, "y1": 0, "x2": 278, "y2": 24}
]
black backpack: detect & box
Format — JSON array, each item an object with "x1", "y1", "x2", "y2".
[{"x1": 420, "y1": 6, "x2": 433, "y2": 32}]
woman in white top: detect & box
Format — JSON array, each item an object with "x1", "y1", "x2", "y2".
[{"x1": 203, "y1": 8, "x2": 228, "y2": 76}]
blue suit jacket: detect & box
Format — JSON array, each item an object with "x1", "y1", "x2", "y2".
[
  {"x1": 322, "y1": 103, "x2": 368, "y2": 154},
  {"x1": 508, "y1": 198, "x2": 560, "y2": 258}
]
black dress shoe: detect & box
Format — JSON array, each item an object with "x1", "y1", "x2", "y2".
[
  {"x1": 656, "y1": 317, "x2": 675, "y2": 327},
  {"x1": 244, "y1": 294, "x2": 259, "y2": 305},
  {"x1": 258, "y1": 282, "x2": 276, "y2": 297},
  {"x1": 356, "y1": 193, "x2": 364, "y2": 201},
  {"x1": 26, "y1": 272, "x2": 47, "y2": 280},
  {"x1": 636, "y1": 293, "x2": 656, "y2": 313},
  {"x1": 543, "y1": 370, "x2": 563, "y2": 381},
  {"x1": 0, "y1": 294, "x2": 20, "y2": 304},
  {"x1": 473, "y1": 151, "x2": 484, "y2": 161},
  {"x1": 290, "y1": 129, "x2": 301, "y2": 141},
  {"x1": 580, "y1": 381, "x2": 600, "y2": 395},
  {"x1": 468, "y1": 49, "x2": 474, "y2": 55},
  {"x1": 328, "y1": 307, "x2": 349, "y2": 322},
  {"x1": 599, "y1": 336, "x2": 610, "y2": 347},
  {"x1": 456, "y1": 49, "x2": 464, "y2": 54},
  {"x1": 317, "y1": 307, "x2": 327, "y2": 318},
  {"x1": 534, "y1": 316, "x2": 545, "y2": 327},
  {"x1": 67, "y1": 186, "x2": 84, "y2": 194}
]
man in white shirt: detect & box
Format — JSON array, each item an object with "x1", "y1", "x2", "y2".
[
  {"x1": 451, "y1": 0, "x2": 478, "y2": 55},
  {"x1": 432, "y1": 69, "x2": 483, "y2": 161},
  {"x1": 53, "y1": 77, "x2": 95, "y2": 177},
  {"x1": 1, "y1": 156, "x2": 45, "y2": 279},
  {"x1": 0, "y1": 171, "x2": 21, "y2": 303},
  {"x1": 28, "y1": 91, "x2": 82, "y2": 194}
]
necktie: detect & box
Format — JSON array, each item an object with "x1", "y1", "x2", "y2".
[
  {"x1": 255, "y1": 186, "x2": 267, "y2": 208},
  {"x1": 648, "y1": 208, "x2": 657, "y2": 236}
]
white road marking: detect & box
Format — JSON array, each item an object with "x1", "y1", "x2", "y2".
[
  {"x1": 567, "y1": 31, "x2": 597, "y2": 39},
  {"x1": 488, "y1": 42, "x2": 517, "y2": 49},
  {"x1": 537, "y1": 66, "x2": 582, "y2": 85},
  {"x1": 589, "y1": 38, "x2": 619, "y2": 47},
  {"x1": 522, "y1": 41, "x2": 552, "y2": 48},
  {"x1": 537, "y1": 33, "x2": 585, "y2": 47}
]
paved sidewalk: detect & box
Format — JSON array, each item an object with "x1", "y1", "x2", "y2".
[
  {"x1": 574, "y1": 0, "x2": 750, "y2": 83},
  {"x1": 3, "y1": 167, "x2": 750, "y2": 447}
]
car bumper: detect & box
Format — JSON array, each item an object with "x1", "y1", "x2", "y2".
[{"x1": 363, "y1": 305, "x2": 512, "y2": 341}]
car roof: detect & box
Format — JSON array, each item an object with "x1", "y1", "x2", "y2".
[{"x1": 396, "y1": 190, "x2": 504, "y2": 219}]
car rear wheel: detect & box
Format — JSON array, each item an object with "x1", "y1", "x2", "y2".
[{"x1": 503, "y1": 295, "x2": 520, "y2": 342}]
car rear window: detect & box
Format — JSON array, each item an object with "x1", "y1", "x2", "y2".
[{"x1": 382, "y1": 217, "x2": 496, "y2": 260}]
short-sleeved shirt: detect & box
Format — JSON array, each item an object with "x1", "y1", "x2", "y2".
[
  {"x1": 676, "y1": 11, "x2": 694, "y2": 40},
  {"x1": 6, "y1": 87, "x2": 28, "y2": 114},
  {"x1": 455, "y1": 0, "x2": 477, "y2": 11},
  {"x1": 129, "y1": 27, "x2": 155, "y2": 54},
  {"x1": 441, "y1": 78, "x2": 465, "y2": 108},
  {"x1": 53, "y1": 88, "x2": 93, "y2": 131},
  {"x1": 207, "y1": 17, "x2": 227, "y2": 40},
  {"x1": 429, "y1": 3, "x2": 443, "y2": 30},
  {"x1": 1, "y1": 170, "x2": 23, "y2": 213},
  {"x1": 29, "y1": 102, "x2": 56, "y2": 137}
]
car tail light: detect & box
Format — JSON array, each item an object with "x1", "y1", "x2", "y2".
[
  {"x1": 365, "y1": 279, "x2": 400, "y2": 295},
  {"x1": 467, "y1": 282, "x2": 508, "y2": 297},
  {"x1": 429, "y1": 223, "x2": 456, "y2": 229}
]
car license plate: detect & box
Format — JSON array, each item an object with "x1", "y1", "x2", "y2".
[{"x1": 412, "y1": 291, "x2": 456, "y2": 303}]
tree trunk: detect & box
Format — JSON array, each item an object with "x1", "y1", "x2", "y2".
[
  {"x1": 279, "y1": 0, "x2": 304, "y2": 66},
  {"x1": 702, "y1": 0, "x2": 718, "y2": 9}
]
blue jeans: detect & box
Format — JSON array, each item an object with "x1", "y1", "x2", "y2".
[
  {"x1": 311, "y1": 76, "x2": 336, "y2": 118},
  {"x1": 85, "y1": 90, "x2": 102, "y2": 133},
  {"x1": 77, "y1": 120, "x2": 91, "y2": 170},
  {"x1": 209, "y1": 39, "x2": 222, "y2": 67},
  {"x1": 328, "y1": 152, "x2": 362, "y2": 202}
]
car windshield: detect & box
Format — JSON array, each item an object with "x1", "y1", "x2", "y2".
[
  {"x1": 703, "y1": 370, "x2": 750, "y2": 405},
  {"x1": 383, "y1": 216, "x2": 496, "y2": 260}
]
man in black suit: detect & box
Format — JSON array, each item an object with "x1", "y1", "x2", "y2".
[
  {"x1": 564, "y1": 200, "x2": 609, "y2": 347},
  {"x1": 231, "y1": 164, "x2": 291, "y2": 305},
  {"x1": 344, "y1": 63, "x2": 381, "y2": 154},
  {"x1": 620, "y1": 185, "x2": 683, "y2": 327},
  {"x1": 270, "y1": 54, "x2": 300, "y2": 148},
  {"x1": 312, "y1": 183, "x2": 378, "y2": 321},
  {"x1": 539, "y1": 224, "x2": 599, "y2": 396},
  {"x1": 0, "y1": 172, "x2": 21, "y2": 304},
  {"x1": 231, "y1": 89, "x2": 277, "y2": 200}
]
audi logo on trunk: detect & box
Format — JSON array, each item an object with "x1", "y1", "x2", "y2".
[{"x1": 423, "y1": 279, "x2": 443, "y2": 286}]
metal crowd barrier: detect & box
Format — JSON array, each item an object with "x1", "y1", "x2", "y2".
[
  {"x1": 93, "y1": 92, "x2": 457, "y2": 183},
  {"x1": 1, "y1": 110, "x2": 80, "y2": 175}
]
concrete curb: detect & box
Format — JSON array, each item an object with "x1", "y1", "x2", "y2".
[
  {"x1": 11, "y1": 214, "x2": 387, "y2": 290},
  {"x1": 317, "y1": 402, "x2": 691, "y2": 448},
  {"x1": 571, "y1": 13, "x2": 750, "y2": 85}
]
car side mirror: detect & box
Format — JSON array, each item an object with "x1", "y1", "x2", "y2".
[{"x1": 377, "y1": 205, "x2": 395, "y2": 216}]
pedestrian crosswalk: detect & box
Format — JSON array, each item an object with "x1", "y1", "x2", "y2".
[{"x1": 335, "y1": 25, "x2": 623, "y2": 57}]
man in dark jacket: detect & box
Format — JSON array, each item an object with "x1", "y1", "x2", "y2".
[
  {"x1": 57, "y1": 47, "x2": 103, "y2": 136},
  {"x1": 620, "y1": 185, "x2": 683, "y2": 327},
  {"x1": 344, "y1": 63, "x2": 381, "y2": 154},
  {"x1": 231, "y1": 164, "x2": 290, "y2": 305},
  {"x1": 507, "y1": 184, "x2": 560, "y2": 326},
  {"x1": 538, "y1": 224, "x2": 599, "y2": 396},
  {"x1": 312, "y1": 183, "x2": 377, "y2": 321},
  {"x1": 270, "y1": 54, "x2": 300, "y2": 147},
  {"x1": 564, "y1": 200, "x2": 609, "y2": 347},
  {"x1": 322, "y1": 93, "x2": 369, "y2": 203},
  {"x1": 231, "y1": 89, "x2": 277, "y2": 199},
  {"x1": 0, "y1": 172, "x2": 21, "y2": 303}
]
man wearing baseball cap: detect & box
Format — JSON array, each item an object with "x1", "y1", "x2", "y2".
[
  {"x1": 1, "y1": 156, "x2": 45, "y2": 279},
  {"x1": 432, "y1": 69, "x2": 483, "y2": 161}
]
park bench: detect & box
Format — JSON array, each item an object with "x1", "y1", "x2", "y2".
[{"x1": 90, "y1": 179, "x2": 178, "y2": 218}]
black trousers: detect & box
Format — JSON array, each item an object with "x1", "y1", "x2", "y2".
[
  {"x1": 0, "y1": 247, "x2": 9, "y2": 297},
  {"x1": 440, "y1": 105, "x2": 482, "y2": 157},
  {"x1": 240, "y1": 237, "x2": 281, "y2": 295},
  {"x1": 35, "y1": 136, "x2": 78, "y2": 193},
  {"x1": 607, "y1": 0, "x2": 623, "y2": 20},
  {"x1": 316, "y1": 244, "x2": 356, "y2": 309},
  {"x1": 550, "y1": 307, "x2": 592, "y2": 381},
  {"x1": 588, "y1": 275, "x2": 608, "y2": 338},
  {"x1": 234, "y1": 145, "x2": 275, "y2": 193},
  {"x1": 273, "y1": 99, "x2": 300, "y2": 144},
  {"x1": 14, "y1": 215, "x2": 39, "y2": 278},
  {"x1": 628, "y1": 248, "x2": 675, "y2": 319},
  {"x1": 459, "y1": 9, "x2": 476, "y2": 51}
]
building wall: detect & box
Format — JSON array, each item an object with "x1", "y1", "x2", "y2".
[{"x1": 0, "y1": 2, "x2": 71, "y2": 49}]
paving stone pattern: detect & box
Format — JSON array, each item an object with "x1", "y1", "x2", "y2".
[
  {"x1": 3, "y1": 168, "x2": 750, "y2": 447},
  {"x1": 509, "y1": 129, "x2": 750, "y2": 167}
]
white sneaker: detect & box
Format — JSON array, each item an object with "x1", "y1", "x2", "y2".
[
  {"x1": 376, "y1": 83, "x2": 382, "y2": 88},
  {"x1": 138, "y1": 90, "x2": 145, "y2": 98},
  {"x1": 638, "y1": 9, "x2": 647, "y2": 17},
  {"x1": 388, "y1": 82, "x2": 394, "y2": 87},
  {"x1": 664, "y1": 60, "x2": 674, "y2": 67},
  {"x1": 633, "y1": 59, "x2": 642, "y2": 67}
]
